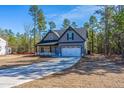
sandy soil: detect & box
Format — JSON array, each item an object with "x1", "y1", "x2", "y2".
[
  {"x1": 0, "y1": 54, "x2": 56, "y2": 69},
  {"x1": 15, "y1": 72, "x2": 124, "y2": 88},
  {"x1": 16, "y1": 54, "x2": 124, "y2": 88}
]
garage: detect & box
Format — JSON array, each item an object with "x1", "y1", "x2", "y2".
[{"x1": 61, "y1": 47, "x2": 81, "y2": 57}]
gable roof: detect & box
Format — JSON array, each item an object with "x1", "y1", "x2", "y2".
[
  {"x1": 53, "y1": 26, "x2": 87, "y2": 40},
  {"x1": 53, "y1": 29, "x2": 65, "y2": 37},
  {"x1": 40, "y1": 31, "x2": 59, "y2": 41},
  {"x1": 37, "y1": 26, "x2": 87, "y2": 45},
  {"x1": 58, "y1": 26, "x2": 86, "y2": 41},
  {"x1": 52, "y1": 30, "x2": 60, "y2": 38}
]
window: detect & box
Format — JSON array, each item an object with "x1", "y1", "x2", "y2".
[
  {"x1": 67, "y1": 32, "x2": 74, "y2": 40},
  {"x1": 41, "y1": 47, "x2": 44, "y2": 52}
]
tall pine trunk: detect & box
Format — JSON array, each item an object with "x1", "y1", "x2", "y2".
[
  {"x1": 104, "y1": 6, "x2": 109, "y2": 56},
  {"x1": 91, "y1": 30, "x2": 94, "y2": 53}
]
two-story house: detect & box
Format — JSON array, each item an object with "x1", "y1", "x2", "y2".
[{"x1": 36, "y1": 26, "x2": 87, "y2": 57}]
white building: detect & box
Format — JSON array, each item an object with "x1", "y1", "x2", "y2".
[{"x1": 0, "y1": 38, "x2": 11, "y2": 55}]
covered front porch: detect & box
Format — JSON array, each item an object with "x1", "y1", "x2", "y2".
[{"x1": 36, "y1": 42, "x2": 59, "y2": 56}]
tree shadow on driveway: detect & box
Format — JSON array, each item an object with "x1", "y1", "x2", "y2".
[{"x1": 0, "y1": 57, "x2": 79, "y2": 80}]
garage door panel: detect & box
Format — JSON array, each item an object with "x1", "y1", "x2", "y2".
[{"x1": 61, "y1": 47, "x2": 81, "y2": 57}]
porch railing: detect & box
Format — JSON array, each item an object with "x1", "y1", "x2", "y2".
[{"x1": 36, "y1": 52, "x2": 56, "y2": 56}]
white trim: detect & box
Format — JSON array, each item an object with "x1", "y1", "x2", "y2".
[{"x1": 52, "y1": 31, "x2": 60, "y2": 38}]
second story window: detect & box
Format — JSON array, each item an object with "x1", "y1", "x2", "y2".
[{"x1": 67, "y1": 32, "x2": 74, "y2": 40}]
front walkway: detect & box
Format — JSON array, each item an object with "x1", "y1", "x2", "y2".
[{"x1": 0, "y1": 57, "x2": 80, "y2": 88}]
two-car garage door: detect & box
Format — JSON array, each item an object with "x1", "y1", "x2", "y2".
[{"x1": 61, "y1": 47, "x2": 81, "y2": 57}]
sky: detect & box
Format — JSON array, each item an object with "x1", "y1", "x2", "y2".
[{"x1": 0, "y1": 5, "x2": 100, "y2": 34}]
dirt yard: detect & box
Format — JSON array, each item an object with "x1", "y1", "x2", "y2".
[
  {"x1": 0, "y1": 54, "x2": 57, "y2": 69},
  {"x1": 16, "y1": 54, "x2": 124, "y2": 88}
]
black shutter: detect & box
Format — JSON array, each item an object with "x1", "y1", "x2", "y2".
[
  {"x1": 67, "y1": 33, "x2": 69, "y2": 40},
  {"x1": 72, "y1": 33, "x2": 74, "y2": 40}
]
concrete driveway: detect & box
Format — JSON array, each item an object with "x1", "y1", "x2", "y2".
[{"x1": 0, "y1": 57, "x2": 80, "y2": 88}]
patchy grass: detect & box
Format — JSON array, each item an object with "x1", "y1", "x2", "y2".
[
  {"x1": 0, "y1": 54, "x2": 56, "y2": 69},
  {"x1": 15, "y1": 72, "x2": 124, "y2": 88},
  {"x1": 16, "y1": 54, "x2": 124, "y2": 88}
]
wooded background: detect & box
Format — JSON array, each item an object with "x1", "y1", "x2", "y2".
[{"x1": 0, "y1": 5, "x2": 124, "y2": 56}]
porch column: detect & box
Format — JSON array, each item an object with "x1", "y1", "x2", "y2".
[
  {"x1": 50, "y1": 46, "x2": 52, "y2": 52},
  {"x1": 35, "y1": 46, "x2": 37, "y2": 53}
]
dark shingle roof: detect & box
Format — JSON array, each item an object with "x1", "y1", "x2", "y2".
[
  {"x1": 37, "y1": 40, "x2": 58, "y2": 45},
  {"x1": 37, "y1": 26, "x2": 87, "y2": 45},
  {"x1": 53, "y1": 27, "x2": 87, "y2": 40},
  {"x1": 37, "y1": 40, "x2": 58, "y2": 46},
  {"x1": 53, "y1": 29, "x2": 65, "y2": 37}
]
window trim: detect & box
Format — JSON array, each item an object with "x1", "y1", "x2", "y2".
[{"x1": 67, "y1": 32, "x2": 74, "y2": 40}]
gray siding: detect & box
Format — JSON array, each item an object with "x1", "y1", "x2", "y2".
[
  {"x1": 37, "y1": 27, "x2": 87, "y2": 56},
  {"x1": 59, "y1": 42, "x2": 84, "y2": 46},
  {"x1": 82, "y1": 29, "x2": 87, "y2": 40},
  {"x1": 44, "y1": 32, "x2": 59, "y2": 41},
  {"x1": 58, "y1": 29, "x2": 85, "y2": 56},
  {"x1": 59, "y1": 29, "x2": 84, "y2": 43}
]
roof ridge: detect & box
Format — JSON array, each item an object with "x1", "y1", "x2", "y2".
[{"x1": 51, "y1": 30, "x2": 60, "y2": 37}]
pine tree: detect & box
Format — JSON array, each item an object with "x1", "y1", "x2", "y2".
[
  {"x1": 49, "y1": 21, "x2": 56, "y2": 30},
  {"x1": 62, "y1": 18, "x2": 70, "y2": 29}
]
